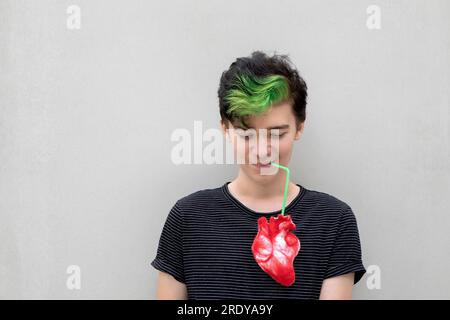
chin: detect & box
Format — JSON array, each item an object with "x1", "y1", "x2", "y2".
[{"x1": 247, "y1": 165, "x2": 279, "y2": 180}]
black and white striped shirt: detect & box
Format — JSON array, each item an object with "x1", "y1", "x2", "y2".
[{"x1": 151, "y1": 182, "x2": 366, "y2": 299}]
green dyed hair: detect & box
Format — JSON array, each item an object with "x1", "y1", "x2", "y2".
[
  {"x1": 223, "y1": 74, "x2": 291, "y2": 129},
  {"x1": 218, "y1": 51, "x2": 308, "y2": 129}
]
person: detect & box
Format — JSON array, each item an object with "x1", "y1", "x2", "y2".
[{"x1": 151, "y1": 51, "x2": 366, "y2": 299}]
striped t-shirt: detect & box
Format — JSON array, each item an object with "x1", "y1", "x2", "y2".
[{"x1": 151, "y1": 182, "x2": 366, "y2": 299}]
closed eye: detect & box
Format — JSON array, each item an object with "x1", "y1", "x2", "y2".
[
  {"x1": 271, "y1": 132, "x2": 287, "y2": 138},
  {"x1": 237, "y1": 131, "x2": 255, "y2": 139}
]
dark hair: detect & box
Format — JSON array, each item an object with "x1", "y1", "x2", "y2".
[{"x1": 218, "y1": 51, "x2": 308, "y2": 128}]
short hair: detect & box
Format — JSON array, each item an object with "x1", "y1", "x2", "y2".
[{"x1": 218, "y1": 50, "x2": 308, "y2": 129}]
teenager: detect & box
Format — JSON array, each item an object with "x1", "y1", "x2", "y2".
[{"x1": 151, "y1": 51, "x2": 366, "y2": 299}]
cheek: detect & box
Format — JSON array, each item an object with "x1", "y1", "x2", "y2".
[
  {"x1": 233, "y1": 139, "x2": 247, "y2": 154},
  {"x1": 231, "y1": 137, "x2": 250, "y2": 162},
  {"x1": 274, "y1": 138, "x2": 294, "y2": 159}
]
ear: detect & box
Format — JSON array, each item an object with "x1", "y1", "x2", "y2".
[
  {"x1": 294, "y1": 121, "x2": 305, "y2": 140},
  {"x1": 220, "y1": 119, "x2": 226, "y2": 134},
  {"x1": 220, "y1": 119, "x2": 229, "y2": 138}
]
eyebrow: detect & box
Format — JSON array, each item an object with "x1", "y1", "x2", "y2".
[
  {"x1": 266, "y1": 125, "x2": 289, "y2": 130},
  {"x1": 235, "y1": 124, "x2": 290, "y2": 130}
]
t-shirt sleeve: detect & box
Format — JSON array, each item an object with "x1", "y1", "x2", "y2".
[
  {"x1": 150, "y1": 201, "x2": 185, "y2": 283},
  {"x1": 324, "y1": 205, "x2": 366, "y2": 284}
]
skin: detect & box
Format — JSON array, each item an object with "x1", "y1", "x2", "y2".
[
  {"x1": 155, "y1": 271, "x2": 187, "y2": 300},
  {"x1": 155, "y1": 100, "x2": 354, "y2": 300},
  {"x1": 221, "y1": 100, "x2": 303, "y2": 212}
]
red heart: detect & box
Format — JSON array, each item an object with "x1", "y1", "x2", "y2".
[{"x1": 252, "y1": 213, "x2": 300, "y2": 286}]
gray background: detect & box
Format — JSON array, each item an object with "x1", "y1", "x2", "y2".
[{"x1": 1, "y1": 0, "x2": 449, "y2": 299}]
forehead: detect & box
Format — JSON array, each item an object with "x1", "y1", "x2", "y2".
[{"x1": 235, "y1": 100, "x2": 295, "y2": 129}]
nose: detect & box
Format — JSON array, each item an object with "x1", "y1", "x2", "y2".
[
  {"x1": 249, "y1": 134, "x2": 273, "y2": 164},
  {"x1": 258, "y1": 136, "x2": 272, "y2": 163}
]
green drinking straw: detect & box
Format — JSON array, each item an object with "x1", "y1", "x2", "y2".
[{"x1": 270, "y1": 162, "x2": 290, "y2": 216}]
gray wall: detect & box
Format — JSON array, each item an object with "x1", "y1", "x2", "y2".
[{"x1": 0, "y1": 0, "x2": 449, "y2": 299}]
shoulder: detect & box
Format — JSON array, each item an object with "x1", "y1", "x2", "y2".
[
  {"x1": 301, "y1": 187, "x2": 361, "y2": 237},
  {"x1": 174, "y1": 184, "x2": 224, "y2": 211},
  {"x1": 304, "y1": 187, "x2": 351, "y2": 211},
  {"x1": 167, "y1": 185, "x2": 224, "y2": 222},
  {"x1": 301, "y1": 186, "x2": 355, "y2": 222},
  {"x1": 163, "y1": 186, "x2": 221, "y2": 224}
]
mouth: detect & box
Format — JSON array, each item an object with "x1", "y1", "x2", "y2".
[{"x1": 252, "y1": 162, "x2": 272, "y2": 169}]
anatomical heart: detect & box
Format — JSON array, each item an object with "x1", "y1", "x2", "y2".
[{"x1": 251, "y1": 213, "x2": 300, "y2": 287}]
